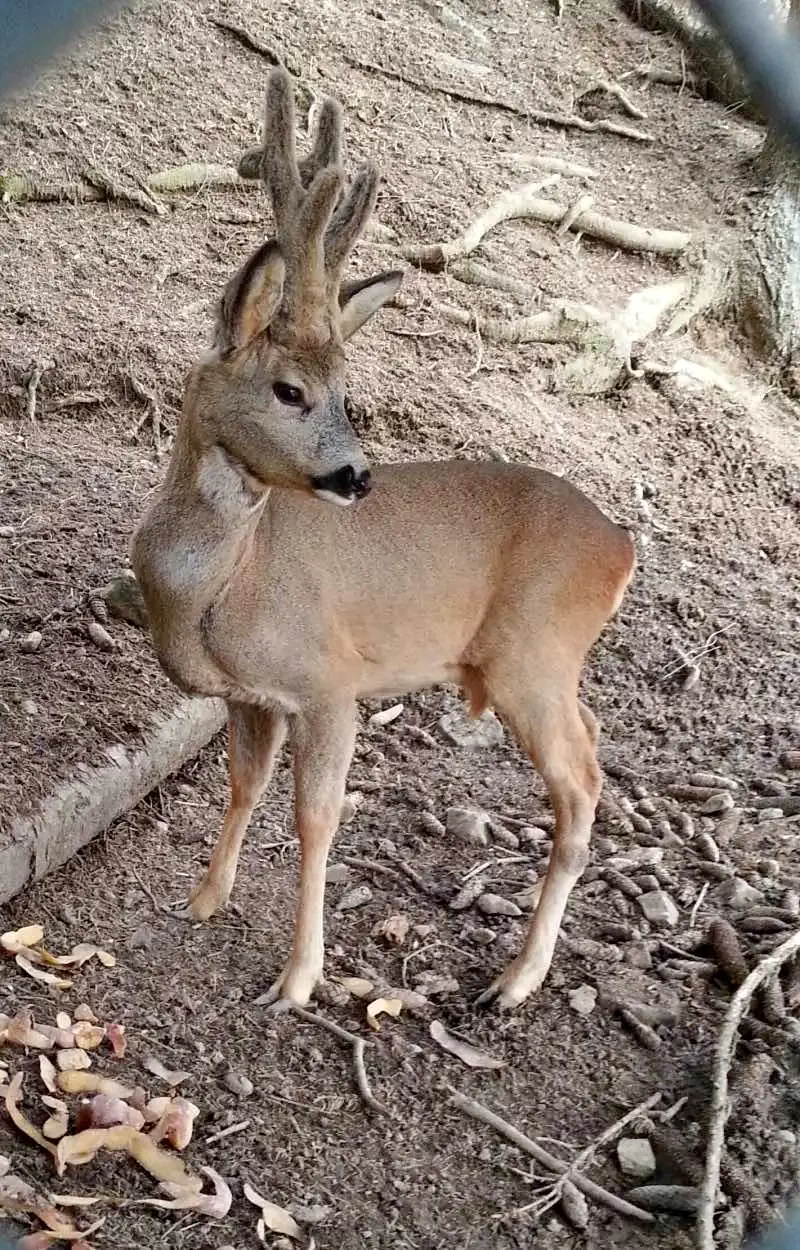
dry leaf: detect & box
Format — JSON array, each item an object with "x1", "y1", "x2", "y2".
[
  {"x1": 1, "y1": 924, "x2": 45, "y2": 954},
  {"x1": 40, "y1": 1057, "x2": 59, "y2": 1094},
  {"x1": 334, "y1": 977, "x2": 374, "y2": 999},
  {"x1": 56, "y1": 1013, "x2": 72, "y2": 1032},
  {"x1": 429, "y1": 1020, "x2": 505, "y2": 1070},
  {"x1": 144, "y1": 1056, "x2": 191, "y2": 1086},
  {"x1": 15, "y1": 955, "x2": 73, "y2": 990},
  {"x1": 42, "y1": 1097, "x2": 70, "y2": 1140},
  {"x1": 48, "y1": 944, "x2": 115, "y2": 969},
  {"x1": 57, "y1": 1049, "x2": 92, "y2": 1072},
  {"x1": 75, "y1": 1094, "x2": 145, "y2": 1132},
  {"x1": 106, "y1": 1022, "x2": 126, "y2": 1058},
  {"x1": 366, "y1": 997, "x2": 404, "y2": 1032},
  {"x1": 56, "y1": 1072, "x2": 134, "y2": 1099},
  {"x1": 73, "y1": 1005, "x2": 99, "y2": 1024},
  {"x1": 371, "y1": 914, "x2": 410, "y2": 945},
  {"x1": 37, "y1": 1024, "x2": 77, "y2": 1049},
  {"x1": 56, "y1": 1126, "x2": 202, "y2": 1191},
  {"x1": 5, "y1": 1074, "x2": 58, "y2": 1159},
  {"x1": 5, "y1": 1010, "x2": 53, "y2": 1050},
  {"x1": 244, "y1": 1183, "x2": 302, "y2": 1240},
  {"x1": 134, "y1": 1166, "x2": 232, "y2": 1218},
  {"x1": 149, "y1": 1098, "x2": 199, "y2": 1150}
]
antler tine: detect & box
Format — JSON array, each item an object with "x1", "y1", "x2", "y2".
[
  {"x1": 280, "y1": 166, "x2": 343, "y2": 325},
  {"x1": 298, "y1": 98, "x2": 343, "y2": 189},
  {"x1": 259, "y1": 68, "x2": 303, "y2": 242},
  {"x1": 324, "y1": 163, "x2": 380, "y2": 287}
]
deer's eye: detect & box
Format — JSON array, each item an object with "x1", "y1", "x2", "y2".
[{"x1": 273, "y1": 381, "x2": 304, "y2": 407}]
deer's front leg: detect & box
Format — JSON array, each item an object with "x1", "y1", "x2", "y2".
[
  {"x1": 188, "y1": 702, "x2": 287, "y2": 920},
  {"x1": 261, "y1": 699, "x2": 357, "y2": 1009}
]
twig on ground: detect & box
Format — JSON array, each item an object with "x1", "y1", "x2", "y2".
[
  {"x1": 557, "y1": 192, "x2": 595, "y2": 236},
  {"x1": 208, "y1": 18, "x2": 287, "y2": 67},
  {"x1": 24, "y1": 359, "x2": 54, "y2": 425},
  {"x1": 690, "y1": 881, "x2": 710, "y2": 928},
  {"x1": 124, "y1": 372, "x2": 164, "y2": 456},
  {"x1": 130, "y1": 864, "x2": 163, "y2": 913},
  {"x1": 450, "y1": 1091, "x2": 655, "y2": 1223},
  {"x1": 577, "y1": 79, "x2": 648, "y2": 120},
  {"x1": 511, "y1": 1091, "x2": 663, "y2": 1219},
  {"x1": 697, "y1": 928, "x2": 800, "y2": 1249},
  {"x1": 340, "y1": 856, "x2": 403, "y2": 881},
  {"x1": 204, "y1": 1120, "x2": 250, "y2": 1145},
  {"x1": 344, "y1": 56, "x2": 654, "y2": 142},
  {"x1": 435, "y1": 300, "x2": 607, "y2": 346},
  {"x1": 292, "y1": 1006, "x2": 388, "y2": 1115}
]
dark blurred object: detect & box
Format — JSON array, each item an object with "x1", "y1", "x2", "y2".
[
  {"x1": 0, "y1": 0, "x2": 125, "y2": 98},
  {"x1": 677, "y1": 0, "x2": 800, "y2": 150},
  {"x1": 749, "y1": 1210, "x2": 800, "y2": 1250}
]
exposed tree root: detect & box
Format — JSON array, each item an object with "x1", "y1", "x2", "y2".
[
  {"x1": 504, "y1": 153, "x2": 599, "y2": 179},
  {"x1": 402, "y1": 181, "x2": 691, "y2": 272},
  {"x1": 344, "y1": 55, "x2": 654, "y2": 142},
  {"x1": 576, "y1": 78, "x2": 648, "y2": 120},
  {"x1": 448, "y1": 260, "x2": 535, "y2": 299}
]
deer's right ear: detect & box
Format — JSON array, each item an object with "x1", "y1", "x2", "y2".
[{"x1": 216, "y1": 241, "x2": 286, "y2": 351}]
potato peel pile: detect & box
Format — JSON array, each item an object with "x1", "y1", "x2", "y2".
[{"x1": 0, "y1": 1001, "x2": 232, "y2": 1248}]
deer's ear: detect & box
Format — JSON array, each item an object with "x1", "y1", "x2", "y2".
[
  {"x1": 217, "y1": 241, "x2": 286, "y2": 351},
  {"x1": 338, "y1": 269, "x2": 403, "y2": 341}
]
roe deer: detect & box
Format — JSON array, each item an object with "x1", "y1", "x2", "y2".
[{"x1": 132, "y1": 68, "x2": 635, "y2": 1011}]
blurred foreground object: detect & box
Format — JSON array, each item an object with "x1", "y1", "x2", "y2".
[{"x1": 0, "y1": 0, "x2": 125, "y2": 98}]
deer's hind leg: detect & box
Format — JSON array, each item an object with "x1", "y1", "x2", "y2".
[
  {"x1": 188, "y1": 702, "x2": 287, "y2": 921},
  {"x1": 477, "y1": 663, "x2": 602, "y2": 1010}
]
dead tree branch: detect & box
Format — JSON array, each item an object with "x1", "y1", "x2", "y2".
[
  {"x1": 698, "y1": 928, "x2": 800, "y2": 1250},
  {"x1": 292, "y1": 1006, "x2": 388, "y2": 1115}
]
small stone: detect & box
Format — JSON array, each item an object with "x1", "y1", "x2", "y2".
[
  {"x1": 568, "y1": 984, "x2": 597, "y2": 1016},
  {"x1": 386, "y1": 986, "x2": 429, "y2": 1014},
  {"x1": 511, "y1": 883, "x2": 540, "y2": 911},
  {"x1": 439, "y1": 708, "x2": 504, "y2": 749},
  {"x1": 290, "y1": 1203, "x2": 330, "y2": 1227},
  {"x1": 714, "y1": 807, "x2": 743, "y2": 846},
  {"x1": 626, "y1": 940, "x2": 654, "y2": 970},
  {"x1": 315, "y1": 981, "x2": 351, "y2": 1009},
  {"x1": 635, "y1": 874, "x2": 661, "y2": 893},
  {"x1": 710, "y1": 880, "x2": 760, "y2": 910},
  {"x1": 450, "y1": 876, "x2": 489, "y2": 911},
  {"x1": 780, "y1": 750, "x2": 800, "y2": 771},
  {"x1": 21, "y1": 698, "x2": 37, "y2": 715},
  {"x1": 699, "y1": 791, "x2": 734, "y2": 814},
  {"x1": 758, "y1": 858, "x2": 781, "y2": 879},
  {"x1": 477, "y1": 893, "x2": 523, "y2": 918},
  {"x1": 87, "y1": 620, "x2": 115, "y2": 651},
  {"x1": 758, "y1": 807, "x2": 785, "y2": 822},
  {"x1": 336, "y1": 884, "x2": 372, "y2": 912},
  {"x1": 469, "y1": 926, "x2": 497, "y2": 946},
  {"x1": 369, "y1": 703, "x2": 404, "y2": 726},
  {"x1": 638, "y1": 890, "x2": 679, "y2": 927},
  {"x1": 617, "y1": 1137, "x2": 657, "y2": 1180},
  {"x1": 606, "y1": 847, "x2": 664, "y2": 870},
  {"x1": 325, "y1": 863, "x2": 350, "y2": 885},
  {"x1": 339, "y1": 791, "x2": 363, "y2": 824},
  {"x1": 519, "y1": 824, "x2": 550, "y2": 845},
  {"x1": 594, "y1": 836, "x2": 620, "y2": 856},
  {"x1": 224, "y1": 1070, "x2": 253, "y2": 1097},
  {"x1": 413, "y1": 971, "x2": 459, "y2": 996},
  {"x1": 446, "y1": 807, "x2": 490, "y2": 846},
  {"x1": 20, "y1": 630, "x2": 42, "y2": 653}
]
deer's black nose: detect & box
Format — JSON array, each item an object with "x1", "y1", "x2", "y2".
[{"x1": 311, "y1": 465, "x2": 371, "y2": 502}]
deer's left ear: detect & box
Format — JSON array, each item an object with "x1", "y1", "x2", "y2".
[
  {"x1": 216, "y1": 241, "x2": 286, "y2": 351},
  {"x1": 338, "y1": 269, "x2": 403, "y2": 341}
]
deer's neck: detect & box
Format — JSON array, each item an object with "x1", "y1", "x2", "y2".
[{"x1": 134, "y1": 427, "x2": 268, "y2": 697}]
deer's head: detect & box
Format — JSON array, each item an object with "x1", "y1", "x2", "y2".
[{"x1": 187, "y1": 69, "x2": 402, "y2": 505}]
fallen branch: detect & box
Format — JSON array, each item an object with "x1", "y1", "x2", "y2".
[
  {"x1": 450, "y1": 1091, "x2": 655, "y2": 1223},
  {"x1": 24, "y1": 359, "x2": 54, "y2": 425},
  {"x1": 209, "y1": 18, "x2": 286, "y2": 67},
  {"x1": 344, "y1": 56, "x2": 654, "y2": 142},
  {"x1": 83, "y1": 167, "x2": 164, "y2": 215},
  {"x1": 292, "y1": 1006, "x2": 387, "y2": 1115},
  {"x1": 512, "y1": 1091, "x2": 663, "y2": 1219},
  {"x1": 697, "y1": 928, "x2": 800, "y2": 1250},
  {"x1": 123, "y1": 372, "x2": 164, "y2": 456},
  {"x1": 435, "y1": 300, "x2": 608, "y2": 345}
]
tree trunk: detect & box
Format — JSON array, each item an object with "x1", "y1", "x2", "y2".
[{"x1": 735, "y1": 0, "x2": 800, "y2": 378}]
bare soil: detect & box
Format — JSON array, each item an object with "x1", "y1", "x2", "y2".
[{"x1": 0, "y1": 0, "x2": 799, "y2": 1247}]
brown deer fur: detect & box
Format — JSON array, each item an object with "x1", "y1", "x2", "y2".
[{"x1": 132, "y1": 69, "x2": 635, "y2": 1010}]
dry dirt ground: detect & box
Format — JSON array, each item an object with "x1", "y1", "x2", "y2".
[{"x1": 1, "y1": 0, "x2": 799, "y2": 1247}]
